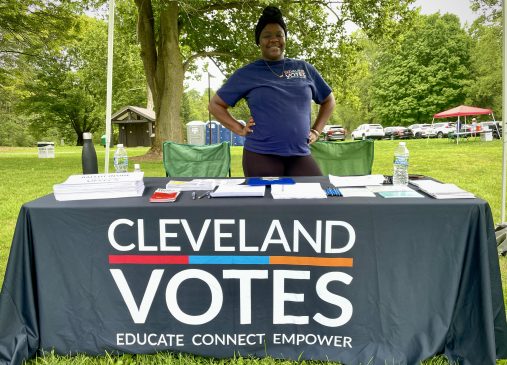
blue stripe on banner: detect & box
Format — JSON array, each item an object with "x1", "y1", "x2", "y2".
[{"x1": 188, "y1": 256, "x2": 270, "y2": 265}]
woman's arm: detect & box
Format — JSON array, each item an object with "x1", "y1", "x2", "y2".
[
  {"x1": 309, "y1": 92, "x2": 336, "y2": 143},
  {"x1": 208, "y1": 94, "x2": 254, "y2": 136}
]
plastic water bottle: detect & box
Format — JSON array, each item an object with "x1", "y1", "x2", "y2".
[
  {"x1": 134, "y1": 164, "x2": 141, "y2": 173},
  {"x1": 82, "y1": 132, "x2": 98, "y2": 174},
  {"x1": 113, "y1": 144, "x2": 129, "y2": 173},
  {"x1": 393, "y1": 142, "x2": 409, "y2": 185}
]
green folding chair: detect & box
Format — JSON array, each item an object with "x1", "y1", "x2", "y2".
[
  {"x1": 310, "y1": 140, "x2": 374, "y2": 176},
  {"x1": 162, "y1": 141, "x2": 231, "y2": 177}
]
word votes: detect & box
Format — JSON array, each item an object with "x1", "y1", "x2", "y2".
[
  {"x1": 283, "y1": 69, "x2": 307, "y2": 79},
  {"x1": 111, "y1": 268, "x2": 353, "y2": 327},
  {"x1": 108, "y1": 219, "x2": 356, "y2": 254}
]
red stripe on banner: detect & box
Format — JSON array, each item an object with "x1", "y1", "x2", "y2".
[{"x1": 108, "y1": 255, "x2": 189, "y2": 265}]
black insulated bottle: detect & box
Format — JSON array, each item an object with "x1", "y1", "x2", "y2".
[{"x1": 82, "y1": 132, "x2": 98, "y2": 174}]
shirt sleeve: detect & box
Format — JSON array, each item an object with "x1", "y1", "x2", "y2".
[
  {"x1": 216, "y1": 68, "x2": 249, "y2": 107},
  {"x1": 304, "y1": 62, "x2": 332, "y2": 104}
]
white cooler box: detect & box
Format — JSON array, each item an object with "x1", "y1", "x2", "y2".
[
  {"x1": 37, "y1": 142, "x2": 55, "y2": 158},
  {"x1": 480, "y1": 131, "x2": 493, "y2": 142}
]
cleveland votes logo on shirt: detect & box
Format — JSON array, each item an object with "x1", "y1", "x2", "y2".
[{"x1": 283, "y1": 69, "x2": 307, "y2": 79}]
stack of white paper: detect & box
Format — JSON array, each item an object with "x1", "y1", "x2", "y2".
[
  {"x1": 329, "y1": 174, "x2": 385, "y2": 187},
  {"x1": 53, "y1": 172, "x2": 145, "y2": 201},
  {"x1": 210, "y1": 184, "x2": 265, "y2": 197},
  {"x1": 271, "y1": 183, "x2": 327, "y2": 199},
  {"x1": 409, "y1": 179, "x2": 475, "y2": 199},
  {"x1": 166, "y1": 179, "x2": 245, "y2": 191}
]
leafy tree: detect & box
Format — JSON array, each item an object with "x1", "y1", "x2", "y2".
[
  {"x1": 0, "y1": 0, "x2": 89, "y2": 146},
  {"x1": 471, "y1": 0, "x2": 502, "y2": 23},
  {"x1": 370, "y1": 13, "x2": 472, "y2": 126},
  {"x1": 131, "y1": 0, "x2": 416, "y2": 155},
  {"x1": 466, "y1": 1, "x2": 502, "y2": 118},
  {"x1": 0, "y1": 0, "x2": 84, "y2": 73},
  {"x1": 20, "y1": 13, "x2": 146, "y2": 146},
  {"x1": 20, "y1": 17, "x2": 106, "y2": 145},
  {"x1": 331, "y1": 32, "x2": 378, "y2": 131}
]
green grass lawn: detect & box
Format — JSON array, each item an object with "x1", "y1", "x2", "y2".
[{"x1": 0, "y1": 138, "x2": 506, "y2": 365}]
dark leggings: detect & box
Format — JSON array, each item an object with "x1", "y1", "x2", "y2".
[{"x1": 242, "y1": 149, "x2": 322, "y2": 177}]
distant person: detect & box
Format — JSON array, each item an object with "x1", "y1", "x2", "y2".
[
  {"x1": 471, "y1": 118, "x2": 479, "y2": 136},
  {"x1": 455, "y1": 119, "x2": 462, "y2": 135},
  {"x1": 208, "y1": 6, "x2": 335, "y2": 177}
]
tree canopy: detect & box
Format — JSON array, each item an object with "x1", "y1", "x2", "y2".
[
  {"x1": 369, "y1": 13, "x2": 472, "y2": 125},
  {"x1": 0, "y1": 0, "x2": 503, "y2": 146}
]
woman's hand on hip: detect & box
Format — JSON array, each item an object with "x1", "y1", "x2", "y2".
[
  {"x1": 309, "y1": 128, "x2": 320, "y2": 144},
  {"x1": 239, "y1": 117, "x2": 255, "y2": 136}
]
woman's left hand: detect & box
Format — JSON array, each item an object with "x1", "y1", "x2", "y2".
[{"x1": 309, "y1": 129, "x2": 320, "y2": 144}]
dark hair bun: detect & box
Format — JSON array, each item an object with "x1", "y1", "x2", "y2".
[
  {"x1": 262, "y1": 6, "x2": 282, "y2": 18},
  {"x1": 254, "y1": 6, "x2": 287, "y2": 45}
]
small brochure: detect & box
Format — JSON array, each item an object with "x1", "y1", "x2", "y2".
[
  {"x1": 339, "y1": 188, "x2": 376, "y2": 197},
  {"x1": 209, "y1": 185, "x2": 265, "y2": 198},
  {"x1": 377, "y1": 191, "x2": 424, "y2": 198},
  {"x1": 367, "y1": 185, "x2": 424, "y2": 198},
  {"x1": 166, "y1": 179, "x2": 245, "y2": 191},
  {"x1": 329, "y1": 174, "x2": 385, "y2": 187},
  {"x1": 271, "y1": 183, "x2": 327, "y2": 199},
  {"x1": 149, "y1": 188, "x2": 180, "y2": 203}
]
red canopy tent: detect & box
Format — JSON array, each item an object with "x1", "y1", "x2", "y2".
[
  {"x1": 432, "y1": 105, "x2": 496, "y2": 144},
  {"x1": 433, "y1": 105, "x2": 493, "y2": 118}
]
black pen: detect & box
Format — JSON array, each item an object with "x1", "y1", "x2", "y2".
[{"x1": 197, "y1": 191, "x2": 209, "y2": 199}]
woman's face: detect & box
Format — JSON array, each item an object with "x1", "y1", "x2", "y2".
[{"x1": 259, "y1": 23, "x2": 285, "y2": 61}]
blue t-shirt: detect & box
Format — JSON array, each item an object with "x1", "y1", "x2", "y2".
[{"x1": 217, "y1": 58, "x2": 332, "y2": 156}]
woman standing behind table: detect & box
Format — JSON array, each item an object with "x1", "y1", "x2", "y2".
[{"x1": 208, "y1": 5, "x2": 335, "y2": 177}]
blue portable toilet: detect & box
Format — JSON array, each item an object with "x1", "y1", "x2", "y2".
[
  {"x1": 219, "y1": 123, "x2": 232, "y2": 143},
  {"x1": 232, "y1": 120, "x2": 246, "y2": 146},
  {"x1": 205, "y1": 121, "x2": 220, "y2": 144},
  {"x1": 233, "y1": 134, "x2": 246, "y2": 146}
]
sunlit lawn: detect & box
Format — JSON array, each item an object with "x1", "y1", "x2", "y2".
[{"x1": 0, "y1": 138, "x2": 506, "y2": 364}]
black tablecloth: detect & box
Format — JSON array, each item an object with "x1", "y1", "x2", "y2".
[{"x1": 0, "y1": 177, "x2": 506, "y2": 365}]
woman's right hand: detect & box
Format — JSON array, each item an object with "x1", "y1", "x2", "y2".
[{"x1": 239, "y1": 117, "x2": 255, "y2": 136}]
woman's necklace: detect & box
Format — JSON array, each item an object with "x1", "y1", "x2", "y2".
[{"x1": 264, "y1": 58, "x2": 286, "y2": 78}]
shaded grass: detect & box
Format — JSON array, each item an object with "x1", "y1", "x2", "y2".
[
  {"x1": 0, "y1": 139, "x2": 506, "y2": 365},
  {"x1": 25, "y1": 351, "x2": 463, "y2": 365}
]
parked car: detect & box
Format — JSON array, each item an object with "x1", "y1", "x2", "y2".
[
  {"x1": 351, "y1": 124, "x2": 385, "y2": 140},
  {"x1": 433, "y1": 122, "x2": 456, "y2": 138},
  {"x1": 408, "y1": 124, "x2": 436, "y2": 138},
  {"x1": 383, "y1": 126, "x2": 412, "y2": 140},
  {"x1": 480, "y1": 121, "x2": 503, "y2": 139},
  {"x1": 322, "y1": 125, "x2": 346, "y2": 141}
]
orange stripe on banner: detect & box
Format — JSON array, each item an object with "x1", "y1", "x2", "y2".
[{"x1": 269, "y1": 256, "x2": 353, "y2": 267}]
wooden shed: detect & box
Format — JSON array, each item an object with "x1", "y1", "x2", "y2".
[{"x1": 111, "y1": 106, "x2": 155, "y2": 147}]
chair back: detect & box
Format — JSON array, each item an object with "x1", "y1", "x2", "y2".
[
  {"x1": 310, "y1": 140, "x2": 374, "y2": 176},
  {"x1": 162, "y1": 141, "x2": 231, "y2": 177}
]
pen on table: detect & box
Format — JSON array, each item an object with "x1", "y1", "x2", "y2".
[
  {"x1": 197, "y1": 191, "x2": 209, "y2": 199},
  {"x1": 192, "y1": 191, "x2": 196, "y2": 200}
]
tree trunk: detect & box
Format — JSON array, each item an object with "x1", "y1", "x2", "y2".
[
  {"x1": 153, "y1": 1, "x2": 184, "y2": 153},
  {"x1": 73, "y1": 120, "x2": 84, "y2": 146},
  {"x1": 146, "y1": 82, "x2": 154, "y2": 111},
  {"x1": 136, "y1": 0, "x2": 184, "y2": 157}
]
